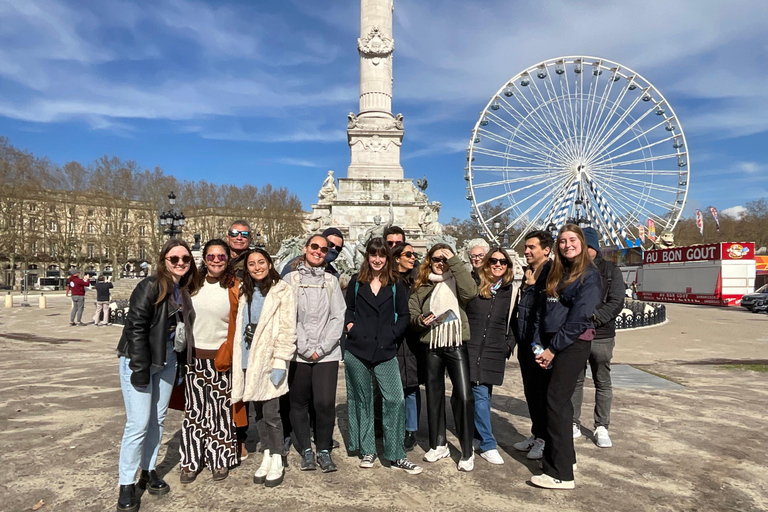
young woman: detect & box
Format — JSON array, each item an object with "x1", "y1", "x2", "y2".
[
  {"x1": 409, "y1": 243, "x2": 478, "y2": 471},
  {"x1": 115, "y1": 239, "x2": 197, "y2": 512},
  {"x1": 391, "y1": 242, "x2": 424, "y2": 451},
  {"x1": 344, "y1": 238, "x2": 421, "y2": 474},
  {"x1": 465, "y1": 248, "x2": 520, "y2": 466},
  {"x1": 283, "y1": 234, "x2": 345, "y2": 473},
  {"x1": 529, "y1": 224, "x2": 601, "y2": 490},
  {"x1": 179, "y1": 239, "x2": 240, "y2": 483},
  {"x1": 216, "y1": 248, "x2": 296, "y2": 487}
]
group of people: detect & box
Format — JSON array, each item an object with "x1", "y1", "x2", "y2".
[
  {"x1": 66, "y1": 269, "x2": 113, "y2": 326},
  {"x1": 115, "y1": 219, "x2": 624, "y2": 511}
]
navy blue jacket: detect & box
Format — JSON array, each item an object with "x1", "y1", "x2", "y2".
[
  {"x1": 344, "y1": 274, "x2": 410, "y2": 364},
  {"x1": 513, "y1": 261, "x2": 551, "y2": 347},
  {"x1": 541, "y1": 264, "x2": 602, "y2": 353}
]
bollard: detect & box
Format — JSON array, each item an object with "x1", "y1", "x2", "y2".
[
  {"x1": 4, "y1": 292, "x2": 11, "y2": 308},
  {"x1": 39, "y1": 293, "x2": 46, "y2": 309}
]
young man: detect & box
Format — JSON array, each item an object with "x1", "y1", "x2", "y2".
[
  {"x1": 511, "y1": 230, "x2": 553, "y2": 460},
  {"x1": 383, "y1": 226, "x2": 406, "y2": 247},
  {"x1": 571, "y1": 227, "x2": 624, "y2": 448}
]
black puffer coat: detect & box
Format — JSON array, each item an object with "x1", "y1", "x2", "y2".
[
  {"x1": 466, "y1": 283, "x2": 517, "y2": 385},
  {"x1": 396, "y1": 271, "x2": 425, "y2": 388}
]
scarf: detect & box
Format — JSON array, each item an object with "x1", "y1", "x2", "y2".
[{"x1": 427, "y1": 270, "x2": 462, "y2": 349}]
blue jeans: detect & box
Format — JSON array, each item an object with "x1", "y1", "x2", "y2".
[
  {"x1": 472, "y1": 383, "x2": 496, "y2": 452},
  {"x1": 118, "y1": 343, "x2": 177, "y2": 485},
  {"x1": 404, "y1": 386, "x2": 421, "y2": 432}
]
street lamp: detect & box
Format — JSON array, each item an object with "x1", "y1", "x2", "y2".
[
  {"x1": 492, "y1": 221, "x2": 510, "y2": 248},
  {"x1": 547, "y1": 222, "x2": 558, "y2": 240},
  {"x1": 159, "y1": 191, "x2": 186, "y2": 239}
]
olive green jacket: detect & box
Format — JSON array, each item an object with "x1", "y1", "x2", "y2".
[{"x1": 408, "y1": 255, "x2": 478, "y2": 344}]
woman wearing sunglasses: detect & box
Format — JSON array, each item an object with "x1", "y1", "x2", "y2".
[
  {"x1": 215, "y1": 248, "x2": 296, "y2": 487},
  {"x1": 179, "y1": 239, "x2": 241, "y2": 483},
  {"x1": 409, "y1": 243, "x2": 478, "y2": 471},
  {"x1": 465, "y1": 248, "x2": 520, "y2": 466},
  {"x1": 391, "y1": 242, "x2": 425, "y2": 451},
  {"x1": 116, "y1": 239, "x2": 197, "y2": 512},
  {"x1": 529, "y1": 224, "x2": 601, "y2": 490},
  {"x1": 344, "y1": 238, "x2": 421, "y2": 474},
  {"x1": 283, "y1": 234, "x2": 346, "y2": 472}
]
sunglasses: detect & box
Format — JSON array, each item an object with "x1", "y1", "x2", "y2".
[
  {"x1": 400, "y1": 251, "x2": 416, "y2": 259},
  {"x1": 206, "y1": 253, "x2": 228, "y2": 262},
  {"x1": 430, "y1": 256, "x2": 448, "y2": 264},
  {"x1": 309, "y1": 242, "x2": 329, "y2": 254},
  {"x1": 228, "y1": 229, "x2": 250, "y2": 239},
  {"x1": 469, "y1": 253, "x2": 486, "y2": 260},
  {"x1": 488, "y1": 258, "x2": 509, "y2": 266},
  {"x1": 166, "y1": 255, "x2": 192, "y2": 265}
]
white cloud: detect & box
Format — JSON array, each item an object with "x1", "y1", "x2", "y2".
[
  {"x1": 273, "y1": 157, "x2": 324, "y2": 168},
  {"x1": 721, "y1": 205, "x2": 747, "y2": 219}
]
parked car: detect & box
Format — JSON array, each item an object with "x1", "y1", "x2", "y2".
[{"x1": 740, "y1": 284, "x2": 768, "y2": 311}]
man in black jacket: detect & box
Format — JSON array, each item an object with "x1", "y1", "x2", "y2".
[{"x1": 571, "y1": 227, "x2": 625, "y2": 448}]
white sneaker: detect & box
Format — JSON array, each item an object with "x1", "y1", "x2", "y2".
[
  {"x1": 423, "y1": 445, "x2": 450, "y2": 463},
  {"x1": 513, "y1": 435, "x2": 536, "y2": 451},
  {"x1": 595, "y1": 426, "x2": 612, "y2": 448},
  {"x1": 573, "y1": 423, "x2": 582, "y2": 439},
  {"x1": 479, "y1": 449, "x2": 504, "y2": 465},
  {"x1": 472, "y1": 439, "x2": 481, "y2": 452},
  {"x1": 530, "y1": 473, "x2": 575, "y2": 489},
  {"x1": 457, "y1": 454, "x2": 474, "y2": 472},
  {"x1": 527, "y1": 438, "x2": 545, "y2": 460}
]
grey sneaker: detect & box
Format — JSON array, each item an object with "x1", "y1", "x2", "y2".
[
  {"x1": 359, "y1": 453, "x2": 377, "y2": 469},
  {"x1": 316, "y1": 450, "x2": 337, "y2": 473},
  {"x1": 595, "y1": 426, "x2": 613, "y2": 448},
  {"x1": 300, "y1": 449, "x2": 316, "y2": 471}
]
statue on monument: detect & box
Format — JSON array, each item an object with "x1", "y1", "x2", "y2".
[
  {"x1": 318, "y1": 170, "x2": 338, "y2": 203},
  {"x1": 419, "y1": 201, "x2": 443, "y2": 236}
]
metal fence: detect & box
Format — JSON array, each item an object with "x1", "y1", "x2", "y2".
[
  {"x1": 109, "y1": 299, "x2": 130, "y2": 325},
  {"x1": 616, "y1": 299, "x2": 666, "y2": 330}
]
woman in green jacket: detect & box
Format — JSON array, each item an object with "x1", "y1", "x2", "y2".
[{"x1": 408, "y1": 243, "x2": 478, "y2": 471}]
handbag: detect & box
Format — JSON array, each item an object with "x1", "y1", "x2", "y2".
[{"x1": 173, "y1": 310, "x2": 186, "y2": 352}]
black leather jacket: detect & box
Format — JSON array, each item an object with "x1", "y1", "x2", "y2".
[{"x1": 116, "y1": 277, "x2": 195, "y2": 387}]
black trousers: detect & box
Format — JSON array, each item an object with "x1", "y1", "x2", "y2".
[
  {"x1": 542, "y1": 339, "x2": 592, "y2": 481},
  {"x1": 425, "y1": 346, "x2": 475, "y2": 459},
  {"x1": 253, "y1": 397, "x2": 283, "y2": 455},
  {"x1": 288, "y1": 360, "x2": 338, "y2": 453},
  {"x1": 517, "y1": 340, "x2": 551, "y2": 440}
]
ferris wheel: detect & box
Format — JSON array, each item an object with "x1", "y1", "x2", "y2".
[{"x1": 465, "y1": 56, "x2": 690, "y2": 248}]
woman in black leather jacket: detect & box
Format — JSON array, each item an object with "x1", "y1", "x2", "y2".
[{"x1": 115, "y1": 239, "x2": 197, "y2": 512}]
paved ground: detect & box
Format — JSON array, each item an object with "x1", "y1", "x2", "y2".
[{"x1": 1, "y1": 296, "x2": 767, "y2": 512}]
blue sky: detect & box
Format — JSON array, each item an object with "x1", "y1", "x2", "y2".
[{"x1": 0, "y1": 0, "x2": 766, "y2": 222}]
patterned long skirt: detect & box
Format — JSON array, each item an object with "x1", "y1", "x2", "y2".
[{"x1": 179, "y1": 358, "x2": 237, "y2": 472}]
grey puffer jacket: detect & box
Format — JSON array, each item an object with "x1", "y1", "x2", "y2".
[{"x1": 284, "y1": 262, "x2": 345, "y2": 363}]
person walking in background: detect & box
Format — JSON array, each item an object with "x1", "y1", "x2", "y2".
[
  {"x1": 529, "y1": 224, "x2": 601, "y2": 490},
  {"x1": 391, "y1": 242, "x2": 424, "y2": 451},
  {"x1": 67, "y1": 268, "x2": 90, "y2": 326},
  {"x1": 283, "y1": 234, "x2": 345, "y2": 473},
  {"x1": 115, "y1": 239, "x2": 197, "y2": 512},
  {"x1": 92, "y1": 275, "x2": 113, "y2": 326},
  {"x1": 409, "y1": 244, "x2": 478, "y2": 472},
  {"x1": 466, "y1": 247, "x2": 520, "y2": 466},
  {"x1": 344, "y1": 238, "x2": 421, "y2": 474},
  {"x1": 465, "y1": 239, "x2": 490, "y2": 284},
  {"x1": 571, "y1": 227, "x2": 625, "y2": 448},
  {"x1": 179, "y1": 239, "x2": 240, "y2": 484},
  {"x1": 216, "y1": 248, "x2": 296, "y2": 488}
]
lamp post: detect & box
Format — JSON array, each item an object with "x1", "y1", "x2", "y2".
[
  {"x1": 547, "y1": 222, "x2": 558, "y2": 241},
  {"x1": 159, "y1": 191, "x2": 185, "y2": 239},
  {"x1": 493, "y1": 221, "x2": 510, "y2": 248}
]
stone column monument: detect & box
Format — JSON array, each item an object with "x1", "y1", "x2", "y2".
[{"x1": 308, "y1": 0, "x2": 439, "y2": 251}]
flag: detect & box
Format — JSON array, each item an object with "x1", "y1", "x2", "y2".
[
  {"x1": 710, "y1": 206, "x2": 720, "y2": 232},
  {"x1": 647, "y1": 219, "x2": 657, "y2": 242},
  {"x1": 637, "y1": 224, "x2": 646, "y2": 243},
  {"x1": 696, "y1": 209, "x2": 704, "y2": 236}
]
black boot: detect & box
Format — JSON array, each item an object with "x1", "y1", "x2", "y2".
[
  {"x1": 116, "y1": 484, "x2": 139, "y2": 512},
  {"x1": 404, "y1": 431, "x2": 417, "y2": 451},
  {"x1": 138, "y1": 470, "x2": 170, "y2": 495}
]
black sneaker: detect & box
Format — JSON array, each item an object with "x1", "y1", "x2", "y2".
[
  {"x1": 316, "y1": 450, "x2": 337, "y2": 473},
  {"x1": 404, "y1": 431, "x2": 417, "y2": 451},
  {"x1": 359, "y1": 453, "x2": 377, "y2": 468},
  {"x1": 300, "y1": 449, "x2": 316, "y2": 471},
  {"x1": 391, "y1": 458, "x2": 423, "y2": 475}
]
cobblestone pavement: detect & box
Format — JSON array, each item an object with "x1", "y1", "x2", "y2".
[{"x1": 1, "y1": 296, "x2": 767, "y2": 512}]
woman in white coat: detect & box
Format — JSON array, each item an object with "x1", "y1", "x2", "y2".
[{"x1": 216, "y1": 248, "x2": 296, "y2": 487}]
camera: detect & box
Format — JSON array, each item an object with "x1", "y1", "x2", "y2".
[{"x1": 244, "y1": 323, "x2": 257, "y2": 347}]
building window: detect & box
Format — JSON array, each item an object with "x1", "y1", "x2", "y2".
[
  {"x1": 29, "y1": 203, "x2": 36, "y2": 211},
  {"x1": 104, "y1": 247, "x2": 110, "y2": 259},
  {"x1": 29, "y1": 218, "x2": 36, "y2": 229},
  {"x1": 69, "y1": 207, "x2": 75, "y2": 215},
  {"x1": 49, "y1": 243, "x2": 57, "y2": 257},
  {"x1": 124, "y1": 246, "x2": 129, "y2": 259},
  {"x1": 139, "y1": 226, "x2": 146, "y2": 237},
  {"x1": 106, "y1": 208, "x2": 112, "y2": 217},
  {"x1": 32, "y1": 241, "x2": 38, "y2": 253},
  {"x1": 69, "y1": 221, "x2": 75, "y2": 234},
  {"x1": 122, "y1": 223, "x2": 129, "y2": 235},
  {"x1": 87, "y1": 244, "x2": 94, "y2": 259},
  {"x1": 87, "y1": 223, "x2": 94, "y2": 234},
  {"x1": 122, "y1": 211, "x2": 129, "y2": 221},
  {"x1": 106, "y1": 224, "x2": 112, "y2": 235},
  {"x1": 50, "y1": 220, "x2": 57, "y2": 232},
  {"x1": 87, "y1": 209, "x2": 94, "y2": 217},
  {"x1": 138, "y1": 247, "x2": 146, "y2": 260}
]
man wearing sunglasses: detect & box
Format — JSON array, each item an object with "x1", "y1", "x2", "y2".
[{"x1": 226, "y1": 220, "x2": 252, "y2": 278}]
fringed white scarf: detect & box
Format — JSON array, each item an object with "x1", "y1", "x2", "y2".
[{"x1": 428, "y1": 271, "x2": 462, "y2": 349}]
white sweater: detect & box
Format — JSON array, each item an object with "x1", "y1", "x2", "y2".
[{"x1": 191, "y1": 280, "x2": 231, "y2": 351}]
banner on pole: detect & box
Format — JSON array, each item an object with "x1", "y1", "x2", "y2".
[
  {"x1": 696, "y1": 209, "x2": 704, "y2": 237},
  {"x1": 647, "y1": 219, "x2": 657, "y2": 242},
  {"x1": 709, "y1": 206, "x2": 720, "y2": 232}
]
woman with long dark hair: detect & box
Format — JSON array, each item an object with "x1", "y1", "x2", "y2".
[
  {"x1": 283, "y1": 234, "x2": 345, "y2": 473},
  {"x1": 216, "y1": 248, "x2": 296, "y2": 487},
  {"x1": 529, "y1": 224, "x2": 601, "y2": 490},
  {"x1": 391, "y1": 242, "x2": 424, "y2": 451},
  {"x1": 179, "y1": 239, "x2": 240, "y2": 483},
  {"x1": 409, "y1": 243, "x2": 478, "y2": 471},
  {"x1": 344, "y1": 238, "x2": 421, "y2": 474},
  {"x1": 116, "y1": 239, "x2": 197, "y2": 512},
  {"x1": 465, "y1": 247, "x2": 520, "y2": 466}
]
